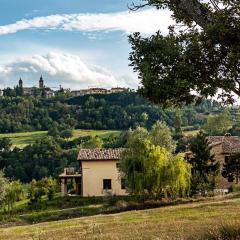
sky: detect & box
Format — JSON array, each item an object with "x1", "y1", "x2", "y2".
[{"x1": 0, "y1": 0, "x2": 173, "y2": 90}]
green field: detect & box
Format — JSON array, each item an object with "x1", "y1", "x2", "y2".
[
  {"x1": 0, "y1": 129, "x2": 120, "y2": 148},
  {"x1": 1, "y1": 196, "x2": 240, "y2": 240},
  {"x1": 183, "y1": 130, "x2": 199, "y2": 136},
  {"x1": 0, "y1": 128, "x2": 198, "y2": 149}
]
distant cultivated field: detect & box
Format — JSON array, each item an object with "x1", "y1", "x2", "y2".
[
  {"x1": 1, "y1": 197, "x2": 240, "y2": 240},
  {"x1": 0, "y1": 129, "x2": 120, "y2": 148}
]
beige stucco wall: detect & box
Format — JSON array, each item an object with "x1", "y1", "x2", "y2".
[{"x1": 81, "y1": 160, "x2": 128, "y2": 197}]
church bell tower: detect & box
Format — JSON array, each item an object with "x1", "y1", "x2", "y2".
[
  {"x1": 19, "y1": 78, "x2": 23, "y2": 88},
  {"x1": 39, "y1": 75, "x2": 44, "y2": 89}
]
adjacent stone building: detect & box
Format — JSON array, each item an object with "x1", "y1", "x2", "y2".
[{"x1": 186, "y1": 134, "x2": 240, "y2": 192}]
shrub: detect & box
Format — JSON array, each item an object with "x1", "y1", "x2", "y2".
[
  {"x1": 231, "y1": 184, "x2": 240, "y2": 193},
  {"x1": 115, "y1": 200, "x2": 128, "y2": 209},
  {"x1": 202, "y1": 222, "x2": 240, "y2": 240}
]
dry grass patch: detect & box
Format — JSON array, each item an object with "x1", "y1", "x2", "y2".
[{"x1": 1, "y1": 197, "x2": 240, "y2": 240}]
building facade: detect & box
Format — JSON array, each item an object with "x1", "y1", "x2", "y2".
[
  {"x1": 18, "y1": 76, "x2": 55, "y2": 98},
  {"x1": 59, "y1": 148, "x2": 127, "y2": 197},
  {"x1": 110, "y1": 87, "x2": 128, "y2": 93},
  {"x1": 70, "y1": 87, "x2": 129, "y2": 97}
]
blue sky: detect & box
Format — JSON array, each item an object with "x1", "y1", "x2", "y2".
[{"x1": 0, "y1": 0, "x2": 172, "y2": 90}]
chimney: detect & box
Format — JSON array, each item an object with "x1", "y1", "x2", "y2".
[{"x1": 224, "y1": 133, "x2": 231, "y2": 137}]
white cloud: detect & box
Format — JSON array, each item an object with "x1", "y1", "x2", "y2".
[
  {"x1": 0, "y1": 52, "x2": 137, "y2": 89},
  {"x1": 0, "y1": 9, "x2": 173, "y2": 36}
]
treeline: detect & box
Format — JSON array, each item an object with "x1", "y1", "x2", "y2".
[
  {"x1": 0, "y1": 133, "x2": 126, "y2": 183},
  {"x1": 0, "y1": 96, "x2": 77, "y2": 133},
  {"x1": 0, "y1": 92, "x2": 224, "y2": 133}
]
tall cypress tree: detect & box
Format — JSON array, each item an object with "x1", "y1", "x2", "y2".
[
  {"x1": 187, "y1": 131, "x2": 220, "y2": 194},
  {"x1": 174, "y1": 110, "x2": 183, "y2": 139}
]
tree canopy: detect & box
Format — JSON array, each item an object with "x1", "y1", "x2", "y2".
[
  {"x1": 187, "y1": 131, "x2": 220, "y2": 194},
  {"x1": 129, "y1": 0, "x2": 240, "y2": 106},
  {"x1": 120, "y1": 123, "x2": 191, "y2": 197},
  {"x1": 203, "y1": 109, "x2": 233, "y2": 135}
]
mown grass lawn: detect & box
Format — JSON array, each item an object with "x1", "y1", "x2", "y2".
[
  {"x1": 0, "y1": 129, "x2": 120, "y2": 148},
  {"x1": 1, "y1": 197, "x2": 240, "y2": 240}
]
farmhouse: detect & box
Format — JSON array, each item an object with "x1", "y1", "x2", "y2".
[{"x1": 59, "y1": 148, "x2": 128, "y2": 197}]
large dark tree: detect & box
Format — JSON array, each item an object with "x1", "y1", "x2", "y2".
[
  {"x1": 187, "y1": 131, "x2": 220, "y2": 194},
  {"x1": 129, "y1": 1, "x2": 240, "y2": 106},
  {"x1": 222, "y1": 153, "x2": 240, "y2": 184}
]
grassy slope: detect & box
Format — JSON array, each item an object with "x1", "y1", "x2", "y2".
[
  {"x1": 0, "y1": 129, "x2": 120, "y2": 148},
  {"x1": 1, "y1": 197, "x2": 240, "y2": 240},
  {"x1": 0, "y1": 128, "x2": 198, "y2": 149}
]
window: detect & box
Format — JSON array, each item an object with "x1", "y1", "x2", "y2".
[
  {"x1": 103, "y1": 179, "x2": 112, "y2": 190},
  {"x1": 225, "y1": 156, "x2": 230, "y2": 162},
  {"x1": 121, "y1": 178, "x2": 126, "y2": 190}
]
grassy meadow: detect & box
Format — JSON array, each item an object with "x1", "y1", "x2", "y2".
[
  {"x1": 1, "y1": 195, "x2": 240, "y2": 240},
  {"x1": 0, "y1": 129, "x2": 121, "y2": 148},
  {"x1": 0, "y1": 128, "x2": 198, "y2": 149}
]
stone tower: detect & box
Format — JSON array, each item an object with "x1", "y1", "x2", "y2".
[
  {"x1": 39, "y1": 75, "x2": 44, "y2": 89},
  {"x1": 19, "y1": 78, "x2": 23, "y2": 88}
]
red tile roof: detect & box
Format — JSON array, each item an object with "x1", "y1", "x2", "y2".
[
  {"x1": 208, "y1": 136, "x2": 240, "y2": 154},
  {"x1": 77, "y1": 148, "x2": 124, "y2": 161}
]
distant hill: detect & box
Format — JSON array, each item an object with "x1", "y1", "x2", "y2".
[{"x1": 0, "y1": 92, "x2": 226, "y2": 134}]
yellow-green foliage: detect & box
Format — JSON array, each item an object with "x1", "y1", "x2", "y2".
[
  {"x1": 4, "y1": 180, "x2": 24, "y2": 212},
  {"x1": 166, "y1": 153, "x2": 191, "y2": 197},
  {"x1": 121, "y1": 124, "x2": 191, "y2": 197}
]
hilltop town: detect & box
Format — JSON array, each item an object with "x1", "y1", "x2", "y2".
[{"x1": 0, "y1": 76, "x2": 129, "y2": 98}]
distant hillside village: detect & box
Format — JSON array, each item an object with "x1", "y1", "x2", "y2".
[{"x1": 0, "y1": 76, "x2": 130, "y2": 98}]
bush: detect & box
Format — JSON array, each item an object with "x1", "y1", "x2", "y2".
[
  {"x1": 29, "y1": 177, "x2": 57, "y2": 204},
  {"x1": 231, "y1": 184, "x2": 240, "y2": 193},
  {"x1": 115, "y1": 200, "x2": 128, "y2": 209},
  {"x1": 202, "y1": 223, "x2": 240, "y2": 240},
  {"x1": 60, "y1": 129, "x2": 73, "y2": 139}
]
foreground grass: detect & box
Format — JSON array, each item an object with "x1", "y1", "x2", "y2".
[
  {"x1": 0, "y1": 129, "x2": 120, "y2": 148},
  {"x1": 1, "y1": 197, "x2": 240, "y2": 240}
]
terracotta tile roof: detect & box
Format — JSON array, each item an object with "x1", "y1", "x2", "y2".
[
  {"x1": 77, "y1": 148, "x2": 124, "y2": 161},
  {"x1": 208, "y1": 136, "x2": 240, "y2": 154}
]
